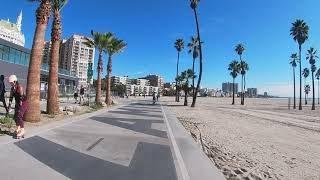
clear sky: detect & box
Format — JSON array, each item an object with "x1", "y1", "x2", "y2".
[{"x1": 2, "y1": 0, "x2": 320, "y2": 96}]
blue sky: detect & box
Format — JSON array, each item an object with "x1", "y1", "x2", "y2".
[{"x1": 2, "y1": 0, "x2": 320, "y2": 96}]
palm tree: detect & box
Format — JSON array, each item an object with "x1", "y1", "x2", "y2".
[
  {"x1": 190, "y1": 0, "x2": 203, "y2": 107},
  {"x1": 302, "y1": 68, "x2": 310, "y2": 105},
  {"x1": 290, "y1": 19, "x2": 309, "y2": 110},
  {"x1": 105, "y1": 37, "x2": 127, "y2": 106},
  {"x1": 290, "y1": 53, "x2": 298, "y2": 109},
  {"x1": 174, "y1": 39, "x2": 184, "y2": 102},
  {"x1": 25, "y1": 0, "x2": 52, "y2": 123},
  {"x1": 305, "y1": 84, "x2": 311, "y2": 104},
  {"x1": 315, "y1": 69, "x2": 320, "y2": 104},
  {"x1": 187, "y1": 36, "x2": 199, "y2": 97},
  {"x1": 84, "y1": 31, "x2": 111, "y2": 105},
  {"x1": 235, "y1": 43, "x2": 245, "y2": 105},
  {"x1": 47, "y1": 0, "x2": 68, "y2": 115},
  {"x1": 306, "y1": 47, "x2": 318, "y2": 110},
  {"x1": 180, "y1": 69, "x2": 196, "y2": 106},
  {"x1": 228, "y1": 60, "x2": 240, "y2": 105},
  {"x1": 239, "y1": 61, "x2": 249, "y2": 105}
]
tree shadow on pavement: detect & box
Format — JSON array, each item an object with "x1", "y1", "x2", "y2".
[
  {"x1": 15, "y1": 136, "x2": 177, "y2": 180},
  {"x1": 90, "y1": 116, "x2": 167, "y2": 139}
]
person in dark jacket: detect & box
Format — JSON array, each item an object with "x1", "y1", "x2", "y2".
[{"x1": 0, "y1": 75, "x2": 8, "y2": 115}]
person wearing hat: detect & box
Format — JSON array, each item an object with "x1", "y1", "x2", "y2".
[
  {"x1": 0, "y1": 75, "x2": 8, "y2": 115},
  {"x1": 7, "y1": 75, "x2": 27, "y2": 138}
]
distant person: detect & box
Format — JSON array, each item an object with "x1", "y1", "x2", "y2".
[
  {"x1": 74, "y1": 88, "x2": 79, "y2": 104},
  {"x1": 157, "y1": 93, "x2": 160, "y2": 101},
  {"x1": 79, "y1": 85, "x2": 85, "y2": 104},
  {"x1": 152, "y1": 92, "x2": 156, "y2": 104},
  {"x1": 0, "y1": 75, "x2": 8, "y2": 115},
  {"x1": 7, "y1": 75, "x2": 27, "y2": 139}
]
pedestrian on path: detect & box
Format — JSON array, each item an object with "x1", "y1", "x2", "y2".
[
  {"x1": 74, "y1": 88, "x2": 79, "y2": 104},
  {"x1": 79, "y1": 85, "x2": 85, "y2": 104},
  {"x1": 0, "y1": 75, "x2": 8, "y2": 115},
  {"x1": 7, "y1": 75, "x2": 27, "y2": 139},
  {"x1": 152, "y1": 92, "x2": 156, "y2": 104}
]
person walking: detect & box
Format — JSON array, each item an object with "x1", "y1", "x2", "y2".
[
  {"x1": 79, "y1": 85, "x2": 85, "y2": 104},
  {"x1": 152, "y1": 92, "x2": 156, "y2": 104},
  {"x1": 73, "y1": 87, "x2": 79, "y2": 104},
  {"x1": 157, "y1": 93, "x2": 160, "y2": 101},
  {"x1": 0, "y1": 75, "x2": 8, "y2": 115},
  {"x1": 7, "y1": 75, "x2": 27, "y2": 139}
]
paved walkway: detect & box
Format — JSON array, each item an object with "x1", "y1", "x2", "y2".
[{"x1": 0, "y1": 100, "x2": 225, "y2": 180}]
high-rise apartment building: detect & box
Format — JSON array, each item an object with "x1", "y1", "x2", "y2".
[{"x1": 61, "y1": 35, "x2": 95, "y2": 86}]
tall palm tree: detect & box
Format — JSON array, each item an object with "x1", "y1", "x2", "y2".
[
  {"x1": 302, "y1": 68, "x2": 310, "y2": 105},
  {"x1": 239, "y1": 60, "x2": 249, "y2": 105},
  {"x1": 290, "y1": 19, "x2": 309, "y2": 110},
  {"x1": 180, "y1": 69, "x2": 196, "y2": 106},
  {"x1": 25, "y1": 0, "x2": 52, "y2": 123},
  {"x1": 105, "y1": 37, "x2": 127, "y2": 106},
  {"x1": 174, "y1": 39, "x2": 184, "y2": 102},
  {"x1": 315, "y1": 69, "x2": 320, "y2": 104},
  {"x1": 305, "y1": 84, "x2": 311, "y2": 104},
  {"x1": 290, "y1": 53, "x2": 298, "y2": 109},
  {"x1": 306, "y1": 47, "x2": 318, "y2": 110},
  {"x1": 47, "y1": 0, "x2": 68, "y2": 115},
  {"x1": 190, "y1": 0, "x2": 203, "y2": 107},
  {"x1": 235, "y1": 44, "x2": 245, "y2": 105},
  {"x1": 228, "y1": 60, "x2": 240, "y2": 105},
  {"x1": 187, "y1": 36, "x2": 199, "y2": 97},
  {"x1": 84, "y1": 31, "x2": 111, "y2": 105}
]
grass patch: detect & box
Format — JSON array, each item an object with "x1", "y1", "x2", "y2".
[
  {"x1": 90, "y1": 103, "x2": 103, "y2": 110},
  {"x1": 0, "y1": 116, "x2": 14, "y2": 125}
]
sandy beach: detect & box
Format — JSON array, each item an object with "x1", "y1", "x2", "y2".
[{"x1": 162, "y1": 97, "x2": 320, "y2": 180}]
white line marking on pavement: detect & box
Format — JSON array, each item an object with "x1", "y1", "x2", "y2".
[{"x1": 161, "y1": 105, "x2": 190, "y2": 180}]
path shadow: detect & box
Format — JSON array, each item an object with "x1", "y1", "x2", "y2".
[
  {"x1": 90, "y1": 116, "x2": 167, "y2": 139},
  {"x1": 15, "y1": 136, "x2": 177, "y2": 180}
]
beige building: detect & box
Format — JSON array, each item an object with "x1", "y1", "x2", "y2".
[{"x1": 61, "y1": 35, "x2": 95, "y2": 86}]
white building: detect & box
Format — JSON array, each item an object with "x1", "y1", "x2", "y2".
[
  {"x1": 0, "y1": 11, "x2": 25, "y2": 47},
  {"x1": 111, "y1": 76, "x2": 129, "y2": 85},
  {"x1": 61, "y1": 35, "x2": 95, "y2": 86},
  {"x1": 137, "y1": 79, "x2": 150, "y2": 86}
]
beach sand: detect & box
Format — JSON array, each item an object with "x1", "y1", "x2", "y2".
[{"x1": 161, "y1": 97, "x2": 320, "y2": 180}]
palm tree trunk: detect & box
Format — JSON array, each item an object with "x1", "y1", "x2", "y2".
[
  {"x1": 299, "y1": 45, "x2": 302, "y2": 110},
  {"x1": 305, "y1": 78, "x2": 307, "y2": 105},
  {"x1": 318, "y1": 79, "x2": 320, "y2": 104},
  {"x1": 176, "y1": 52, "x2": 180, "y2": 102},
  {"x1": 191, "y1": 8, "x2": 203, "y2": 108},
  {"x1": 95, "y1": 51, "x2": 102, "y2": 104},
  {"x1": 24, "y1": 0, "x2": 51, "y2": 123},
  {"x1": 47, "y1": 10, "x2": 61, "y2": 115},
  {"x1": 312, "y1": 72, "x2": 315, "y2": 110},
  {"x1": 293, "y1": 67, "x2": 296, "y2": 109},
  {"x1": 105, "y1": 56, "x2": 112, "y2": 105},
  {"x1": 240, "y1": 56, "x2": 244, "y2": 105},
  {"x1": 184, "y1": 89, "x2": 188, "y2": 106},
  {"x1": 232, "y1": 77, "x2": 235, "y2": 105},
  {"x1": 192, "y1": 58, "x2": 195, "y2": 97},
  {"x1": 243, "y1": 74, "x2": 246, "y2": 104}
]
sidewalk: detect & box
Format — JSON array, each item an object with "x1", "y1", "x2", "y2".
[{"x1": 0, "y1": 99, "x2": 225, "y2": 180}]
